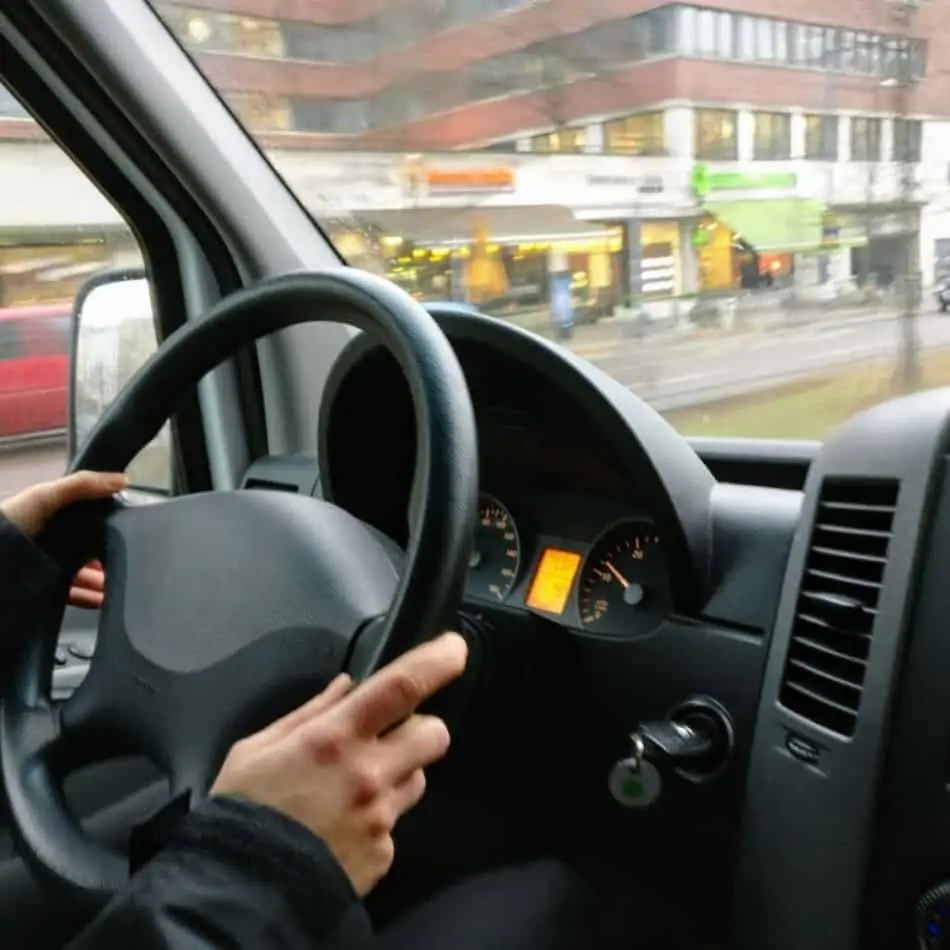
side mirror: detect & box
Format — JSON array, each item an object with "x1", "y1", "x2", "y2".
[{"x1": 69, "y1": 268, "x2": 172, "y2": 494}]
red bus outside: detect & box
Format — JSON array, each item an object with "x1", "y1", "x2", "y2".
[{"x1": 0, "y1": 302, "x2": 71, "y2": 439}]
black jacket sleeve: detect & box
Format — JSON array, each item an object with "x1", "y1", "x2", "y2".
[
  {"x1": 0, "y1": 511, "x2": 66, "y2": 676},
  {"x1": 68, "y1": 796, "x2": 375, "y2": 950}
]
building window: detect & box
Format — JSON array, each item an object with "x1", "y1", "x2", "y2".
[
  {"x1": 604, "y1": 112, "x2": 665, "y2": 155},
  {"x1": 736, "y1": 16, "x2": 755, "y2": 59},
  {"x1": 893, "y1": 118, "x2": 922, "y2": 162},
  {"x1": 224, "y1": 93, "x2": 292, "y2": 131},
  {"x1": 282, "y1": 22, "x2": 378, "y2": 62},
  {"x1": 646, "y1": 6, "x2": 677, "y2": 54},
  {"x1": 851, "y1": 117, "x2": 882, "y2": 161},
  {"x1": 695, "y1": 109, "x2": 738, "y2": 160},
  {"x1": 163, "y1": 5, "x2": 284, "y2": 57},
  {"x1": 753, "y1": 112, "x2": 791, "y2": 159},
  {"x1": 756, "y1": 18, "x2": 776, "y2": 62},
  {"x1": 672, "y1": 8, "x2": 927, "y2": 81},
  {"x1": 693, "y1": 8, "x2": 733, "y2": 57},
  {"x1": 774, "y1": 20, "x2": 789, "y2": 63},
  {"x1": 294, "y1": 97, "x2": 369, "y2": 134},
  {"x1": 804, "y1": 114, "x2": 838, "y2": 160},
  {"x1": 531, "y1": 128, "x2": 586, "y2": 153}
]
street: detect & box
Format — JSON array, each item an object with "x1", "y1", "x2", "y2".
[
  {"x1": 3, "y1": 310, "x2": 949, "y2": 498},
  {"x1": 569, "y1": 310, "x2": 950, "y2": 410}
]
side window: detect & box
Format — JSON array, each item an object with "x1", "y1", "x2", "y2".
[{"x1": 0, "y1": 79, "x2": 171, "y2": 498}]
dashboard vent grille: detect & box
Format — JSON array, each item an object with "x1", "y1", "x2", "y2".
[
  {"x1": 779, "y1": 477, "x2": 899, "y2": 737},
  {"x1": 244, "y1": 479, "x2": 298, "y2": 493}
]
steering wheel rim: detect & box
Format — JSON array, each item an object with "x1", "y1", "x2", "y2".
[{"x1": 0, "y1": 269, "x2": 478, "y2": 908}]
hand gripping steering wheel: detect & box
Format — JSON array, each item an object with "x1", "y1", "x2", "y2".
[{"x1": 0, "y1": 270, "x2": 478, "y2": 908}]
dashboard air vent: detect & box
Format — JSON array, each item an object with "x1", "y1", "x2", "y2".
[
  {"x1": 244, "y1": 479, "x2": 298, "y2": 493},
  {"x1": 779, "y1": 477, "x2": 899, "y2": 737}
]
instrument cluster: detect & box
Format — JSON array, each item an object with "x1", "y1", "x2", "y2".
[{"x1": 466, "y1": 491, "x2": 673, "y2": 638}]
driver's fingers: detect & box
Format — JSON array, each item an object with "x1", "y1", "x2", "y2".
[
  {"x1": 376, "y1": 713, "x2": 451, "y2": 784},
  {"x1": 38, "y1": 471, "x2": 128, "y2": 514},
  {"x1": 73, "y1": 565, "x2": 105, "y2": 593},
  {"x1": 390, "y1": 768, "x2": 427, "y2": 819},
  {"x1": 336, "y1": 633, "x2": 467, "y2": 738},
  {"x1": 68, "y1": 585, "x2": 104, "y2": 609},
  {"x1": 254, "y1": 674, "x2": 355, "y2": 745}
]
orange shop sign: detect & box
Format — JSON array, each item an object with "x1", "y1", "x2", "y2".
[{"x1": 402, "y1": 162, "x2": 516, "y2": 194}]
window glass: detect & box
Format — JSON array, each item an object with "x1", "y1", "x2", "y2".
[
  {"x1": 804, "y1": 114, "x2": 838, "y2": 160},
  {"x1": 736, "y1": 15, "x2": 755, "y2": 59},
  {"x1": 604, "y1": 112, "x2": 665, "y2": 155},
  {"x1": 163, "y1": 5, "x2": 284, "y2": 56},
  {"x1": 696, "y1": 9, "x2": 717, "y2": 56},
  {"x1": 140, "y1": 0, "x2": 940, "y2": 444},
  {"x1": 226, "y1": 93, "x2": 293, "y2": 132},
  {"x1": 0, "y1": 79, "x2": 169, "y2": 497},
  {"x1": 677, "y1": 6, "x2": 697, "y2": 56},
  {"x1": 753, "y1": 112, "x2": 791, "y2": 160},
  {"x1": 756, "y1": 19, "x2": 775, "y2": 62},
  {"x1": 531, "y1": 128, "x2": 586, "y2": 154},
  {"x1": 894, "y1": 118, "x2": 922, "y2": 162},
  {"x1": 851, "y1": 116, "x2": 882, "y2": 161},
  {"x1": 695, "y1": 108, "x2": 738, "y2": 160}
]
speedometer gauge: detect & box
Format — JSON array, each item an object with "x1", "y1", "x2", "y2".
[
  {"x1": 577, "y1": 521, "x2": 670, "y2": 636},
  {"x1": 466, "y1": 494, "x2": 521, "y2": 603}
]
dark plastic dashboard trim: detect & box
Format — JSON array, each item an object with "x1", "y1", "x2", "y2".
[
  {"x1": 734, "y1": 388, "x2": 950, "y2": 950},
  {"x1": 318, "y1": 309, "x2": 718, "y2": 616},
  {"x1": 687, "y1": 437, "x2": 820, "y2": 466}
]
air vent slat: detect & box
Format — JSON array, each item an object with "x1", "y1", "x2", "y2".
[
  {"x1": 787, "y1": 657, "x2": 863, "y2": 692},
  {"x1": 779, "y1": 477, "x2": 898, "y2": 737},
  {"x1": 793, "y1": 636, "x2": 869, "y2": 669},
  {"x1": 805, "y1": 568, "x2": 882, "y2": 591}
]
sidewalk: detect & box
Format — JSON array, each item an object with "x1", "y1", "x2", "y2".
[{"x1": 498, "y1": 300, "x2": 935, "y2": 353}]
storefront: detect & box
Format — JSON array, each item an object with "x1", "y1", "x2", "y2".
[
  {"x1": 0, "y1": 225, "x2": 139, "y2": 307},
  {"x1": 693, "y1": 199, "x2": 824, "y2": 292},
  {"x1": 830, "y1": 208, "x2": 919, "y2": 288},
  {"x1": 689, "y1": 164, "x2": 826, "y2": 293},
  {"x1": 365, "y1": 206, "x2": 626, "y2": 318}
]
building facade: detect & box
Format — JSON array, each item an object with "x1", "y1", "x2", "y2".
[{"x1": 2, "y1": 0, "x2": 949, "y2": 315}]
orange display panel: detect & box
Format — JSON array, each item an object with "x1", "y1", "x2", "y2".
[{"x1": 526, "y1": 548, "x2": 582, "y2": 616}]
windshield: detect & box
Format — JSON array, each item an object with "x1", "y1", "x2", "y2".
[{"x1": 152, "y1": 1, "x2": 942, "y2": 441}]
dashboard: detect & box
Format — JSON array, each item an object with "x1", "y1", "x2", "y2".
[
  {"x1": 239, "y1": 306, "x2": 950, "y2": 950},
  {"x1": 318, "y1": 334, "x2": 687, "y2": 640},
  {"x1": 468, "y1": 490, "x2": 670, "y2": 638}
]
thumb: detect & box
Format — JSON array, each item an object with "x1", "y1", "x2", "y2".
[
  {"x1": 41, "y1": 471, "x2": 129, "y2": 512},
  {"x1": 1, "y1": 471, "x2": 128, "y2": 539}
]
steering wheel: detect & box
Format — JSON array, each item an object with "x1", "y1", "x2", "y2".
[{"x1": 0, "y1": 270, "x2": 478, "y2": 908}]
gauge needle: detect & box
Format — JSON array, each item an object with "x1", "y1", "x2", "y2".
[{"x1": 605, "y1": 561, "x2": 630, "y2": 588}]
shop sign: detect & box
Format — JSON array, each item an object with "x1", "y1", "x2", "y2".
[
  {"x1": 691, "y1": 164, "x2": 797, "y2": 197},
  {"x1": 400, "y1": 160, "x2": 515, "y2": 196},
  {"x1": 586, "y1": 174, "x2": 664, "y2": 194}
]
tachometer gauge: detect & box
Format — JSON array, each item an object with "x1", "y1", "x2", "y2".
[
  {"x1": 466, "y1": 494, "x2": 521, "y2": 603},
  {"x1": 577, "y1": 521, "x2": 670, "y2": 635}
]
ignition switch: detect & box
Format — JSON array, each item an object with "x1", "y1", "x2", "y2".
[{"x1": 608, "y1": 696, "x2": 734, "y2": 809}]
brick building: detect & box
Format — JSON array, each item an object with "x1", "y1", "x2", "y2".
[{"x1": 2, "y1": 0, "x2": 949, "y2": 314}]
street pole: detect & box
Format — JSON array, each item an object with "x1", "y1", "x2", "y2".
[{"x1": 889, "y1": 0, "x2": 922, "y2": 394}]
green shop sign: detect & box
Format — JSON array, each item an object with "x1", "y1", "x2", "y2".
[
  {"x1": 691, "y1": 163, "x2": 797, "y2": 197},
  {"x1": 691, "y1": 225, "x2": 712, "y2": 248}
]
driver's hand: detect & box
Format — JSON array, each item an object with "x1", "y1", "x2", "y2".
[
  {"x1": 211, "y1": 632, "x2": 467, "y2": 897},
  {"x1": 1, "y1": 471, "x2": 127, "y2": 609}
]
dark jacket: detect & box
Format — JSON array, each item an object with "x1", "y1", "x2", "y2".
[{"x1": 0, "y1": 511, "x2": 374, "y2": 950}]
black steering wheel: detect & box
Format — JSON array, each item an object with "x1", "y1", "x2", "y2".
[{"x1": 0, "y1": 270, "x2": 478, "y2": 908}]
